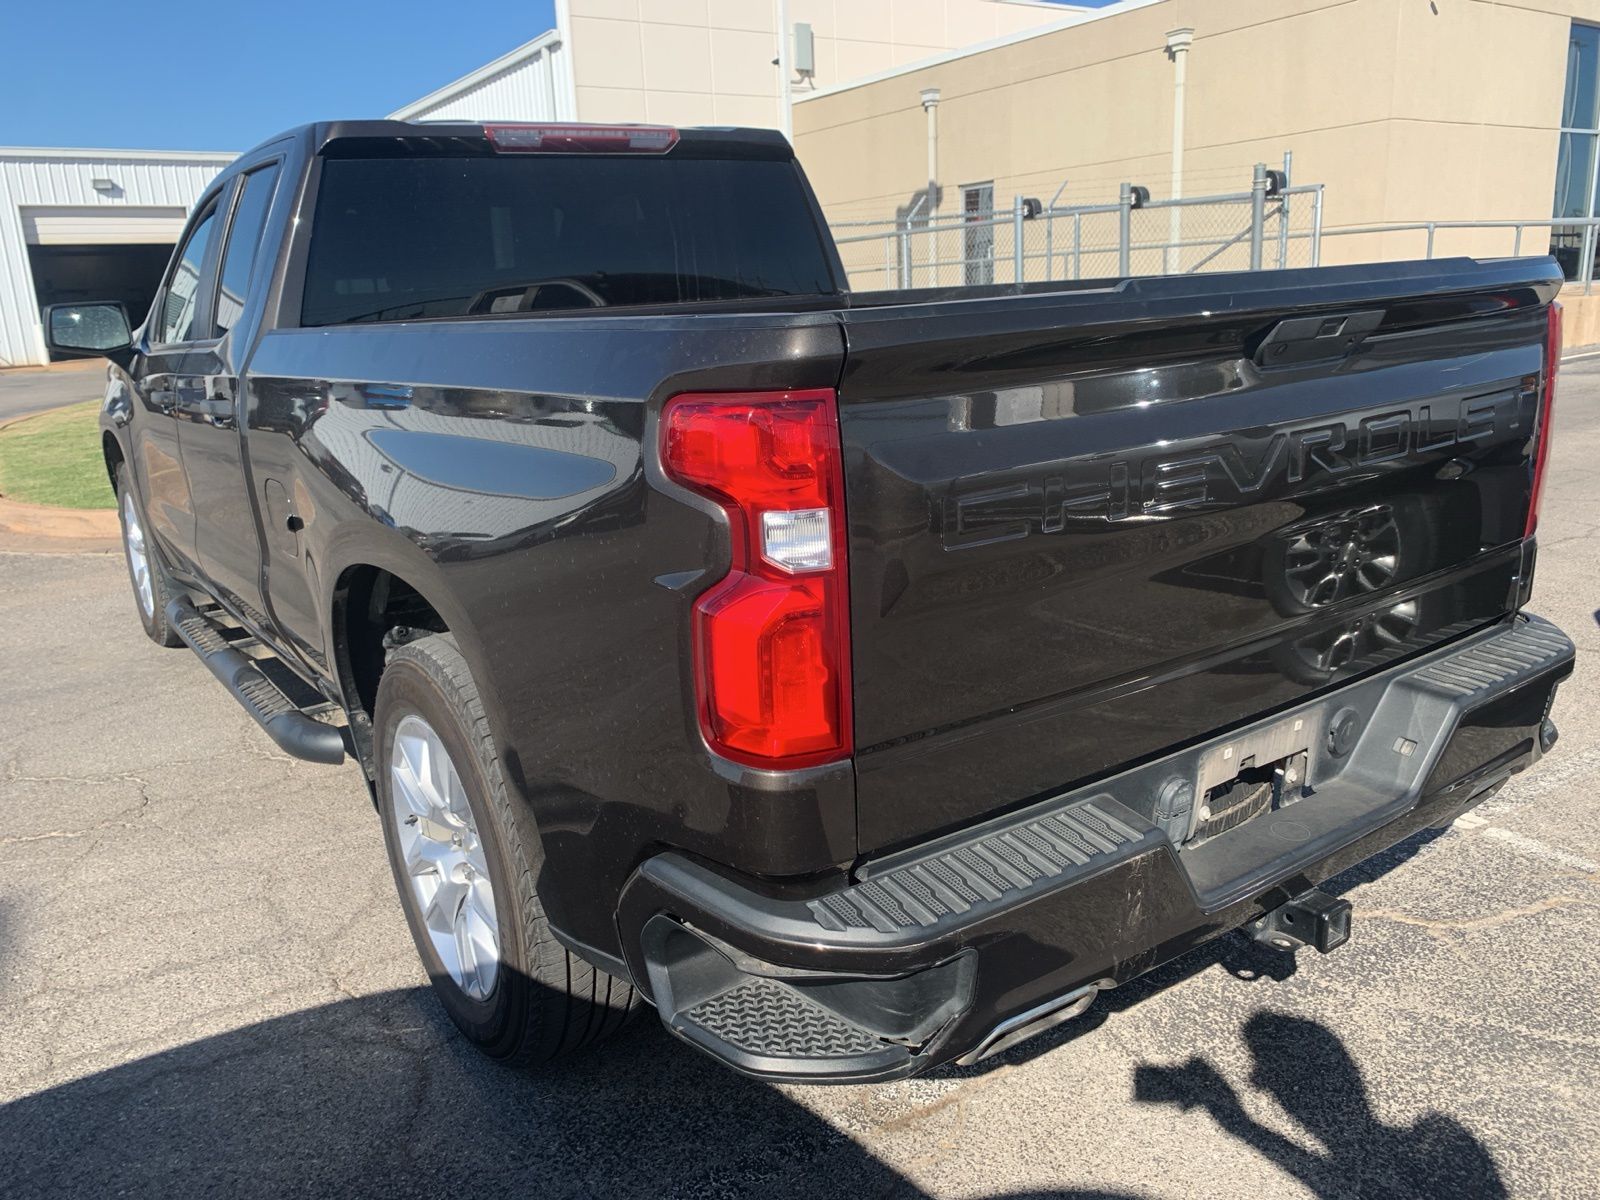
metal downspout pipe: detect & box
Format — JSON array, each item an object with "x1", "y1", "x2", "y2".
[
  {"x1": 922, "y1": 87, "x2": 941, "y2": 286},
  {"x1": 1164, "y1": 28, "x2": 1195, "y2": 275},
  {"x1": 776, "y1": 0, "x2": 794, "y2": 140}
]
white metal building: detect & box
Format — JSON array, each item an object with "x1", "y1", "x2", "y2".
[
  {"x1": 0, "y1": 147, "x2": 234, "y2": 367},
  {"x1": 0, "y1": 1, "x2": 1068, "y2": 368},
  {"x1": 389, "y1": 29, "x2": 576, "y2": 124}
]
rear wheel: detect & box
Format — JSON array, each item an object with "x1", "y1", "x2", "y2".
[
  {"x1": 114, "y1": 462, "x2": 182, "y2": 647},
  {"x1": 373, "y1": 633, "x2": 638, "y2": 1064}
]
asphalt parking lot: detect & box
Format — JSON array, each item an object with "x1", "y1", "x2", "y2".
[
  {"x1": 0, "y1": 361, "x2": 103, "y2": 423},
  {"x1": 1, "y1": 360, "x2": 1597, "y2": 1199}
]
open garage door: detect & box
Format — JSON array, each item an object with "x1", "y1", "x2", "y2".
[
  {"x1": 23, "y1": 206, "x2": 185, "y2": 360},
  {"x1": 22, "y1": 205, "x2": 188, "y2": 246}
]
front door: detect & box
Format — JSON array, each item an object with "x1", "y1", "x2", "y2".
[{"x1": 131, "y1": 192, "x2": 223, "y2": 573}]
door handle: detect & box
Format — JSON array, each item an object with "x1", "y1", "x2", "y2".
[{"x1": 204, "y1": 376, "x2": 237, "y2": 428}]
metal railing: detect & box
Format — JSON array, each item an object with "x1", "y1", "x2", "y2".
[
  {"x1": 830, "y1": 163, "x2": 1325, "y2": 291},
  {"x1": 1311, "y1": 217, "x2": 1600, "y2": 291},
  {"x1": 828, "y1": 168, "x2": 1600, "y2": 294}
]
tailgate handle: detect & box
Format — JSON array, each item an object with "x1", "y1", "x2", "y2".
[{"x1": 1254, "y1": 308, "x2": 1384, "y2": 368}]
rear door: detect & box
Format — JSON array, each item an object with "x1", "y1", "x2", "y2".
[
  {"x1": 836, "y1": 261, "x2": 1559, "y2": 854},
  {"x1": 179, "y1": 157, "x2": 284, "y2": 630}
]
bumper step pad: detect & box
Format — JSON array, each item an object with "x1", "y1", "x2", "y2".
[
  {"x1": 1411, "y1": 618, "x2": 1573, "y2": 700},
  {"x1": 679, "y1": 978, "x2": 894, "y2": 1062},
  {"x1": 645, "y1": 916, "x2": 914, "y2": 1080},
  {"x1": 810, "y1": 800, "x2": 1151, "y2": 935},
  {"x1": 167, "y1": 598, "x2": 346, "y2": 765}
]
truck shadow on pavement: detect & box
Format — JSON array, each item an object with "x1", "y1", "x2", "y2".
[
  {"x1": 0, "y1": 829, "x2": 1503, "y2": 1200},
  {"x1": 0, "y1": 980, "x2": 1141, "y2": 1200},
  {"x1": 0, "y1": 964, "x2": 1506, "y2": 1200}
]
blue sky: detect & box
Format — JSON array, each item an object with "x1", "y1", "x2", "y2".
[{"x1": 0, "y1": 0, "x2": 1111, "y2": 151}]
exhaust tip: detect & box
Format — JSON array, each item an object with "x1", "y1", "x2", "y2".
[{"x1": 954, "y1": 982, "x2": 1104, "y2": 1067}]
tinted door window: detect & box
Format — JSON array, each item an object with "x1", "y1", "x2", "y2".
[
  {"x1": 214, "y1": 164, "x2": 281, "y2": 336},
  {"x1": 300, "y1": 154, "x2": 837, "y2": 326},
  {"x1": 158, "y1": 202, "x2": 219, "y2": 344}
]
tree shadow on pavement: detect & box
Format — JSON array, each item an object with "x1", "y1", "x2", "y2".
[
  {"x1": 0, "y1": 981, "x2": 1145, "y2": 1200},
  {"x1": 1132, "y1": 1011, "x2": 1508, "y2": 1200}
]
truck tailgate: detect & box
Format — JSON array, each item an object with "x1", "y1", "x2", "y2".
[{"x1": 837, "y1": 259, "x2": 1561, "y2": 855}]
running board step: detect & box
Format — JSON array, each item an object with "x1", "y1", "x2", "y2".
[{"x1": 166, "y1": 598, "x2": 346, "y2": 765}]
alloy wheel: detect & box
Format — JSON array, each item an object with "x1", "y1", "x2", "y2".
[
  {"x1": 123, "y1": 489, "x2": 154, "y2": 619},
  {"x1": 389, "y1": 714, "x2": 500, "y2": 1000}
]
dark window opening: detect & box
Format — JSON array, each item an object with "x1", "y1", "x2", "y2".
[
  {"x1": 300, "y1": 154, "x2": 838, "y2": 326},
  {"x1": 214, "y1": 163, "x2": 282, "y2": 337},
  {"x1": 158, "y1": 201, "x2": 219, "y2": 344}
]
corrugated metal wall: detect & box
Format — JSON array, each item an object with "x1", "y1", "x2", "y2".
[
  {"x1": 393, "y1": 34, "x2": 574, "y2": 123},
  {"x1": 0, "y1": 150, "x2": 232, "y2": 367}
]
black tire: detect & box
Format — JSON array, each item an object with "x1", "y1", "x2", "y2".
[
  {"x1": 373, "y1": 633, "x2": 638, "y2": 1064},
  {"x1": 113, "y1": 461, "x2": 183, "y2": 647}
]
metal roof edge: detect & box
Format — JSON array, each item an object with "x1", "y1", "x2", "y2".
[
  {"x1": 0, "y1": 147, "x2": 238, "y2": 162},
  {"x1": 389, "y1": 28, "x2": 563, "y2": 119}
]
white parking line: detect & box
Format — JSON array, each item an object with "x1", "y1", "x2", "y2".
[
  {"x1": 1561, "y1": 347, "x2": 1600, "y2": 363},
  {"x1": 1452, "y1": 808, "x2": 1600, "y2": 873},
  {"x1": 1481, "y1": 826, "x2": 1600, "y2": 873}
]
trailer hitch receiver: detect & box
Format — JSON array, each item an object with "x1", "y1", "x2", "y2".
[{"x1": 1249, "y1": 888, "x2": 1352, "y2": 954}]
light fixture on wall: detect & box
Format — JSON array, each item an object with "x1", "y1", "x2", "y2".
[
  {"x1": 91, "y1": 177, "x2": 120, "y2": 195},
  {"x1": 793, "y1": 22, "x2": 815, "y2": 87}
]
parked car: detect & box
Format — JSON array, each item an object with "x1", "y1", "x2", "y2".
[{"x1": 62, "y1": 120, "x2": 1572, "y2": 1082}]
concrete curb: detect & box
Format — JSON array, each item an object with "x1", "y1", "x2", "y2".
[{"x1": 0, "y1": 495, "x2": 119, "y2": 548}]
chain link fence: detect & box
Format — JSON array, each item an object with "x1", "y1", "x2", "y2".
[{"x1": 830, "y1": 164, "x2": 1324, "y2": 292}]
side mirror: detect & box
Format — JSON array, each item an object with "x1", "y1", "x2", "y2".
[{"x1": 42, "y1": 302, "x2": 132, "y2": 360}]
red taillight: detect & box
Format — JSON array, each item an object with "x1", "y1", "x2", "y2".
[
  {"x1": 483, "y1": 123, "x2": 678, "y2": 154},
  {"x1": 661, "y1": 390, "x2": 852, "y2": 770},
  {"x1": 1527, "y1": 302, "x2": 1562, "y2": 538}
]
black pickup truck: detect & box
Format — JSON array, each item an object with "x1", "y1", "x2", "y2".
[{"x1": 61, "y1": 120, "x2": 1572, "y2": 1082}]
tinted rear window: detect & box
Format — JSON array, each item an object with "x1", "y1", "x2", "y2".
[{"x1": 300, "y1": 154, "x2": 837, "y2": 326}]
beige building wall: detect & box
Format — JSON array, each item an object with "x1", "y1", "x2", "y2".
[
  {"x1": 793, "y1": 0, "x2": 1596, "y2": 272},
  {"x1": 563, "y1": 0, "x2": 1081, "y2": 126}
]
